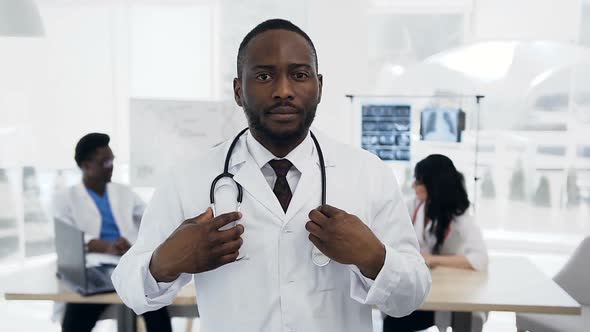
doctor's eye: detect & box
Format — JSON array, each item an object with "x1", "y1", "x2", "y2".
[
  {"x1": 256, "y1": 73, "x2": 272, "y2": 81},
  {"x1": 293, "y1": 71, "x2": 310, "y2": 80}
]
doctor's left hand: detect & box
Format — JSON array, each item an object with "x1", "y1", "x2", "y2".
[
  {"x1": 114, "y1": 237, "x2": 131, "y2": 254},
  {"x1": 149, "y1": 208, "x2": 244, "y2": 283},
  {"x1": 306, "y1": 205, "x2": 385, "y2": 279}
]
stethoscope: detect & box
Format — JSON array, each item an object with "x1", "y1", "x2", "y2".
[{"x1": 209, "y1": 128, "x2": 330, "y2": 266}]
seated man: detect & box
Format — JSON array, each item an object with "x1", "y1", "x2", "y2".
[{"x1": 53, "y1": 133, "x2": 172, "y2": 332}]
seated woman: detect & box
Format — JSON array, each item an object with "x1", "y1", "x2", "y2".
[{"x1": 383, "y1": 154, "x2": 488, "y2": 332}]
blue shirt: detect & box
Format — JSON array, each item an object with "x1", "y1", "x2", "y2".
[{"x1": 87, "y1": 188, "x2": 120, "y2": 241}]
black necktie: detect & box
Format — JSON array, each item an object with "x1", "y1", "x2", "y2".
[{"x1": 269, "y1": 159, "x2": 293, "y2": 212}]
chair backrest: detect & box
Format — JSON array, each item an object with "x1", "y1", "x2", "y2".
[{"x1": 553, "y1": 236, "x2": 590, "y2": 305}]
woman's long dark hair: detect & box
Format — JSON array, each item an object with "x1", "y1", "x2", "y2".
[{"x1": 414, "y1": 154, "x2": 470, "y2": 254}]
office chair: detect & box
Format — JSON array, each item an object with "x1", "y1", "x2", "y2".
[{"x1": 516, "y1": 237, "x2": 590, "y2": 332}]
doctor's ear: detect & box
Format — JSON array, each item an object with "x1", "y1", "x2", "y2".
[
  {"x1": 317, "y1": 74, "x2": 323, "y2": 104},
  {"x1": 79, "y1": 161, "x2": 90, "y2": 172},
  {"x1": 233, "y1": 78, "x2": 243, "y2": 107}
]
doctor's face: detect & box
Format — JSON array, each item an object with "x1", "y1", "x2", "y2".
[
  {"x1": 412, "y1": 179, "x2": 428, "y2": 202},
  {"x1": 233, "y1": 29, "x2": 323, "y2": 142},
  {"x1": 81, "y1": 146, "x2": 114, "y2": 183}
]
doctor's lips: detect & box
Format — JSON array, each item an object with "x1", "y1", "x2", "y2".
[{"x1": 265, "y1": 102, "x2": 300, "y2": 115}]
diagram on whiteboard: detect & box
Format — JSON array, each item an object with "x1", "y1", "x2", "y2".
[{"x1": 130, "y1": 98, "x2": 247, "y2": 186}]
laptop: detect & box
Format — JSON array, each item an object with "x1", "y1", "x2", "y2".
[{"x1": 54, "y1": 218, "x2": 116, "y2": 296}]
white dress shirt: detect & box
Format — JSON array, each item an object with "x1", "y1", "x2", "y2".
[
  {"x1": 248, "y1": 131, "x2": 307, "y2": 197},
  {"x1": 112, "y1": 129, "x2": 431, "y2": 332}
]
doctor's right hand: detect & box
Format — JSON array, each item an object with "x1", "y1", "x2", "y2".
[{"x1": 149, "y1": 208, "x2": 244, "y2": 283}]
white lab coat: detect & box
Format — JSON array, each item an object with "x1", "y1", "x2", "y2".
[
  {"x1": 406, "y1": 198, "x2": 488, "y2": 271},
  {"x1": 51, "y1": 182, "x2": 146, "y2": 323},
  {"x1": 53, "y1": 182, "x2": 146, "y2": 244},
  {"x1": 112, "y1": 130, "x2": 431, "y2": 332},
  {"x1": 406, "y1": 197, "x2": 489, "y2": 331}
]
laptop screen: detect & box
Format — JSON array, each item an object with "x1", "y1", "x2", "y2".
[{"x1": 54, "y1": 218, "x2": 87, "y2": 290}]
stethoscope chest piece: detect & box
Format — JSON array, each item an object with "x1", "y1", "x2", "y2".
[{"x1": 311, "y1": 246, "x2": 330, "y2": 266}]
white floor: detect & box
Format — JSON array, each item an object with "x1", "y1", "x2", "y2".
[{"x1": 0, "y1": 251, "x2": 567, "y2": 332}]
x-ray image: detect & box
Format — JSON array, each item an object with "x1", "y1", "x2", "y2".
[
  {"x1": 379, "y1": 135, "x2": 396, "y2": 145},
  {"x1": 420, "y1": 107, "x2": 465, "y2": 143},
  {"x1": 361, "y1": 104, "x2": 411, "y2": 161},
  {"x1": 397, "y1": 133, "x2": 410, "y2": 146}
]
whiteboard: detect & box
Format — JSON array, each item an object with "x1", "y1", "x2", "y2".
[{"x1": 130, "y1": 98, "x2": 247, "y2": 186}]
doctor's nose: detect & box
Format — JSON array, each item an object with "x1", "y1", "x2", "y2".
[{"x1": 272, "y1": 75, "x2": 295, "y2": 100}]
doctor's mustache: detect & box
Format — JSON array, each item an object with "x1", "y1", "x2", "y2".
[{"x1": 264, "y1": 101, "x2": 301, "y2": 113}]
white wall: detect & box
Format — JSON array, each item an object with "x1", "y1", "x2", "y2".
[
  {"x1": 307, "y1": 0, "x2": 369, "y2": 144},
  {"x1": 470, "y1": 0, "x2": 581, "y2": 43},
  {"x1": 1, "y1": 0, "x2": 589, "y2": 260},
  {"x1": 0, "y1": 1, "x2": 216, "y2": 171},
  {"x1": 0, "y1": 6, "x2": 118, "y2": 169}
]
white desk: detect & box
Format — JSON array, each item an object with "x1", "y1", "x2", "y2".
[
  {"x1": 1, "y1": 259, "x2": 195, "y2": 331},
  {"x1": 423, "y1": 256, "x2": 580, "y2": 314},
  {"x1": 2, "y1": 256, "x2": 581, "y2": 332}
]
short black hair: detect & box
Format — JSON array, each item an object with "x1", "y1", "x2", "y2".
[
  {"x1": 74, "y1": 133, "x2": 110, "y2": 167},
  {"x1": 237, "y1": 19, "x2": 318, "y2": 78}
]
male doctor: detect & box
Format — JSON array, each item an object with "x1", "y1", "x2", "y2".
[
  {"x1": 112, "y1": 19, "x2": 431, "y2": 332},
  {"x1": 53, "y1": 133, "x2": 172, "y2": 332}
]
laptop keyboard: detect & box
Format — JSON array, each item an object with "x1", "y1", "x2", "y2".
[{"x1": 87, "y1": 267, "x2": 112, "y2": 289}]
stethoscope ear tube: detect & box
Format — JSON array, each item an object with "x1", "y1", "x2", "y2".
[
  {"x1": 224, "y1": 128, "x2": 249, "y2": 174},
  {"x1": 309, "y1": 131, "x2": 326, "y2": 206},
  {"x1": 209, "y1": 128, "x2": 249, "y2": 209}
]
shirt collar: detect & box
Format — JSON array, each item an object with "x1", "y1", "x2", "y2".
[
  {"x1": 86, "y1": 187, "x2": 107, "y2": 200},
  {"x1": 246, "y1": 131, "x2": 315, "y2": 173}
]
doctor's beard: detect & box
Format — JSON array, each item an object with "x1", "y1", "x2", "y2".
[{"x1": 242, "y1": 102, "x2": 317, "y2": 142}]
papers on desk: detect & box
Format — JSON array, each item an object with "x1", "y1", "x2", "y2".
[{"x1": 86, "y1": 253, "x2": 120, "y2": 267}]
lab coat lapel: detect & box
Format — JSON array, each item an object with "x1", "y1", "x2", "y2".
[
  {"x1": 284, "y1": 159, "x2": 320, "y2": 223},
  {"x1": 73, "y1": 183, "x2": 101, "y2": 236},
  {"x1": 232, "y1": 148, "x2": 286, "y2": 225},
  {"x1": 285, "y1": 130, "x2": 337, "y2": 223}
]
